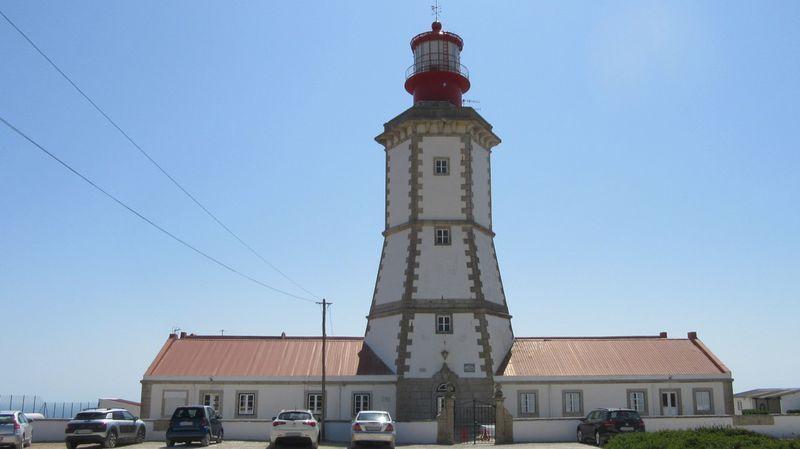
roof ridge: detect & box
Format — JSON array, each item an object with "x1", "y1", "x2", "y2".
[
  {"x1": 179, "y1": 335, "x2": 364, "y2": 340},
  {"x1": 514, "y1": 335, "x2": 666, "y2": 340}
]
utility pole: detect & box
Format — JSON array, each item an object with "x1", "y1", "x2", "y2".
[{"x1": 316, "y1": 299, "x2": 331, "y2": 441}]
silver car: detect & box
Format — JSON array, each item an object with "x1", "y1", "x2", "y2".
[
  {"x1": 0, "y1": 411, "x2": 32, "y2": 449},
  {"x1": 65, "y1": 408, "x2": 146, "y2": 449},
  {"x1": 350, "y1": 411, "x2": 395, "y2": 449}
]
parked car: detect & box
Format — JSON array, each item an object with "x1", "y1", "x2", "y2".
[
  {"x1": 65, "y1": 408, "x2": 146, "y2": 449},
  {"x1": 270, "y1": 410, "x2": 319, "y2": 449},
  {"x1": 166, "y1": 405, "x2": 223, "y2": 447},
  {"x1": 0, "y1": 411, "x2": 33, "y2": 449},
  {"x1": 576, "y1": 408, "x2": 645, "y2": 446},
  {"x1": 350, "y1": 411, "x2": 395, "y2": 449}
]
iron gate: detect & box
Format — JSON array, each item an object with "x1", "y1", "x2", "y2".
[{"x1": 454, "y1": 399, "x2": 496, "y2": 444}]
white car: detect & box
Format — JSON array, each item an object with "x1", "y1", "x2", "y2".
[
  {"x1": 270, "y1": 410, "x2": 319, "y2": 449},
  {"x1": 350, "y1": 411, "x2": 395, "y2": 449},
  {"x1": 0, "y1": 411, "x2": 32, "y2": 449}
]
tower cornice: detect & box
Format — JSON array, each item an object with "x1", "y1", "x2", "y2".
[
  {"x1": 375, "y1": 102, "x2": 501, "y2": 150},
  {"x1": 383, "y1": 219, "x2": 494, "y2": 238}
]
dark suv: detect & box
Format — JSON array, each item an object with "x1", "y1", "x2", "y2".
[
  {"x1": 166, "y1": 406, "x2": 223, "y2": 447},
  {"x1": 576, "y1": 408, "x2": 644, "y2": 446}
]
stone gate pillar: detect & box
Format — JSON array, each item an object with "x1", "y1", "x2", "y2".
[
  {"x1": 437, "y1": 392, "x2": 455, "y2": 444},
  {"x1": 494, "y1": 385, "x2": 514, "y2": 444}
]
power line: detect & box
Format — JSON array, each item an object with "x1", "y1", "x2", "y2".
[
  {"x1": 0, "y1": 9, "x2": 320, "y2": 301},
  {"x1": 0, "y1": 115, "x2": 315, "y2": 304}
]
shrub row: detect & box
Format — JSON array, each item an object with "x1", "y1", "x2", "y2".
[{"x1": 604, "y1": 427, "x2": 800, "y2": 449}]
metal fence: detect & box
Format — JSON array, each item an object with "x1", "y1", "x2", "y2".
[{"x1": 1, "y1": 395, "x2": 98, "y2": 419}]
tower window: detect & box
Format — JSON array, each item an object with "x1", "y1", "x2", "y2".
[
  {"x1": 436, "y1": 314, "x2": 452, "y2": 333},
  {"x1": 435, "y1": 227, "x2": 451, "y2": 246},
  {"x1": 434, "y1": 157, "x2": 450, "y2": 175}
]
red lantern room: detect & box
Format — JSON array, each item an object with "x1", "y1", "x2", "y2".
[{"x1": 404, "y1": 21, "x2": 470, "y2": 106}]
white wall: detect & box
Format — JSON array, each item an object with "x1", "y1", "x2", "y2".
[
  {"x1": 146, "y1": 381, "x2": 396, "y2": 422},
  {"x1": 395, "y1": 421, "x2": 437, "y2": 444},
  {"x1": 513, "y1": 418, "x2": 582, "y2": 442},
  {"x1": 470, "y1": 141, "x2": 491, "y2": 228},
  {"x1": 781, "y1": 392, "x2": 800, "y2": 413},
  {"x1": 387, "y1": 139, "x2": 411, "y2": 227},
  {"x1": 414, "y1": 226, "x2": 473, "y2": 299},
  {"x1": 735, "y1": 397, "x2": 754, "y2": 415},
  {"x1": 739, "y1": 415, "x2": 800, "y2": 439},
  {"x1": 405, "y1": 313, "x2": 484, "y2": 378},
  {"x1": 474, "y1": 232, "x2": 504, "y2": 305},
  {"x1": 501, "y1": 380, "x2": 728, "y2": 418},
  {"x1": 31, "y1": 419, "x2": 68, "y2": 442},
  {"x1": 98, "y1": 399, "x2": 140, "y2": 417},
  {"x1": 643, "y1": 416, "x2": 733, "y2": 431},
  {"x1": 372, "y1": 231, "x2": 410, "y2": 306},
  {"x1": 364, "y1": 314, "x2": 401, "y2": 370},
  {"x1": 419, "y1": 136, "x2": 466, "y2": 221}
]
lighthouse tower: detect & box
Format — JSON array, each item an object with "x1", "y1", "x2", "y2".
[{"x1": 364, "y1": 21, "x2": 514, "y2": 420}]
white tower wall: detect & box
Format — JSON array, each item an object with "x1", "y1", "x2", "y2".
[{"x1": 365, "y1": 102, "x2": 511, "y2": 420}]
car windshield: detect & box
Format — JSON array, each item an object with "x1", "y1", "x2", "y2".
[
  {"x1": 74, "y1": 412, "x2": 108, "y2": 420},
  {"x1": 610, "y1": 411, "x2": 641, "y2": 420},
  {"x1": 0, "y1": 415, "x2": 14, "y2": 424},
  {"x1": 172, "y1": 408, "x2": 204, "y2": 419},
  {"x1": 277, "y1": 412, "x2": 312, "y2": 421},
  {"x1": 356, "y1": 412, "x2": 390, "y2": 422}
]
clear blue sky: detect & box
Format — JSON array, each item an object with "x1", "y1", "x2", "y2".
[{"x1": 1, "y1": 1, "x2": 798, "y2": 402}]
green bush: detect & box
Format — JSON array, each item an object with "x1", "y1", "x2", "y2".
[
  {"x1": 743, "y1": 409, "x2": 771, "y2": 415},
  {"x1": 603, "y1": 427, "x2": 800, "y2": 449}
]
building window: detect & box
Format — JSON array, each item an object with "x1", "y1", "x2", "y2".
[
  {"x1": 434, "y1": 157, "x2": 450, "y2": 175},
  {"x1": 563, "y1": 391, "x2": 583, "y2": 417},
  {"x1": 693, "y1": 389, "x2": 714, "y2": 415},
  {"x1": 627, "y1": 390, "x2": 648, "y2": 415},
  {"x1": 200, "y1": 391, "x2": 222, "y2": 414},
  {"x1": 353, "y1": 393, "x2": 371, "y2": 416},
  {"x1": 307, "y1": 393, "x2": 323, "y2": 415},
  {"x1": 519, "y1": 391, "x2": 538, "y2": 417},
  {"x1": 435, "y1": 227, "x2": 451, "y2": 246},
  {"x1": 436, "y1": 314, "x2": 452, "y2": 333},
  {"x1": 162, "y1": 390, "x2": 188, "y2": 418},
  {"x1": 237, "y1": 392, "x2": 256, "y2": 417},
  {"x1": 436, "y1": 396, "x2": 445, "y2": 414},
  {"x1": 659, "y1": 389, "x2": 681, "y2": 416},
  {"x1": 737, "y1": 400, "x2": 742, "y2": 411}
]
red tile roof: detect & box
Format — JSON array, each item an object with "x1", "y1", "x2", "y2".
[
  {"x1": 144, "y1": 335, "x2": 393, "y2": 378},
  {"x1": 497, "y1": 335, "x2": 730, "y2": 377}
]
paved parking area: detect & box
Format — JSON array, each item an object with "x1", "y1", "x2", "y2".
[{"x1": 31, "y1": 441, "x2": 590, "y2": 449}]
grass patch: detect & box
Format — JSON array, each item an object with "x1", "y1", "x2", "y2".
[{"x1": 604, "y1": 427, "x2": 800, "y2": 449}]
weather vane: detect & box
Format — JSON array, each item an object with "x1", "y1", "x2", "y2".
[{"x1": 431, "y1": 0, "x2": 441, "y2": 22}]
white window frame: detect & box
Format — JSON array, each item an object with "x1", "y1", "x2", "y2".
[
  {"x1": 200, "y1": 391, "x2": 222, "y2": 415},
  {"x1": 563, "y1": 390, "x2": 583, "y2": 417},
  {"x1": 436, "y1": 314, "x2": 452, "y2": 334},
  {"x1": 435, "y1": 227, "x2": 451, "y2": 246},
  {"x1": 237, "y1": 392, "x2": 256, "y2": 417},
  {"x1": 307, "y1": 392, "x2": 323, "y2": 415},
  {"x1": 627, "y1": 389, "x2": 648, "y2": 415},
  {"x1": 352, "y1": 393, "x2": 371, "y2": 417},
  {"x1": 434, "y1": 157, "x2": 450, "y2": 176},
  {"x1": 519, "y1": 391, "x2": 538, "y2": 417},
  {"x1": 693, "y1": 388, "x2": 714, "y2": 415}
]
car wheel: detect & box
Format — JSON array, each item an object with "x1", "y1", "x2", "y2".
[
  {"x1": 216, "y1": 430, "x2": 224, "y2": 444},
  {"x1": 104, "y1": 430, "x2": 118, "y2": 449},
  {"x1": 595, "y1": 431, "x2": 602, "y2": 447},
  {"x1": 135, "y1": 427, "x2": 146, "y2": 443},
  {"x1": 166, "y1": 440, "x2": 175, "y2": 447},
  {"x1": 201, "y1": 433, "x2": 210, "y2": 447},
  {"x1": 66, "y1": 442, "x2": 77, "y2": 449},
  {"x1": 577, "y1": 429, "x2": 583, "y2": 442}
]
